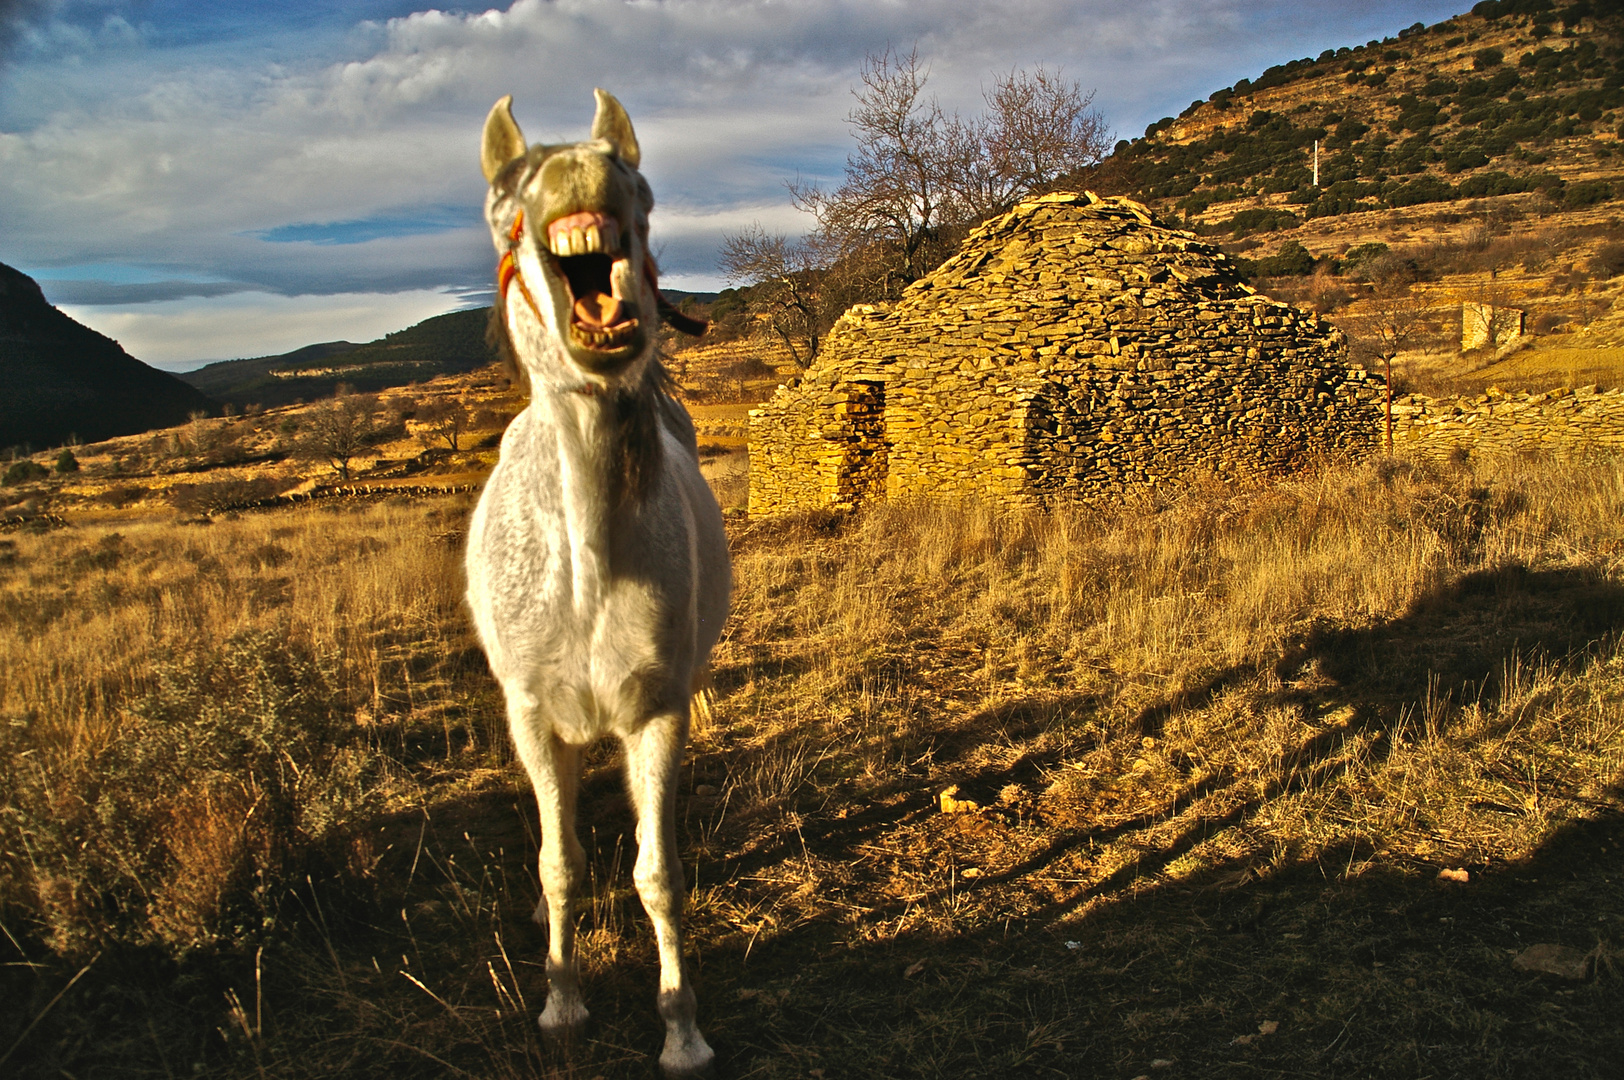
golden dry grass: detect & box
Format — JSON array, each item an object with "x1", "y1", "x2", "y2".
[
  {"x1": 0, "y1": 497, "x2": 490, "y2": 955},
  {"x1": 1468, "y1": 345, "x2": 1624, "y2": 391},
  {"x1": 1, "y1": 451, "x2": 1621, "y2": 1078}
]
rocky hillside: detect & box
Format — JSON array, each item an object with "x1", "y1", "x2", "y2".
[
  {"x1": 0, "y1": 262, "x2": 215, "y2": 452},
  {"x1": 1108, "y1": 2, "x2": 1624, "y2": 229}
]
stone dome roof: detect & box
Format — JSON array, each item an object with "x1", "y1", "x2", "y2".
[{"x1": 748, "y1": 192, "x2": 1383, "y2": 515}]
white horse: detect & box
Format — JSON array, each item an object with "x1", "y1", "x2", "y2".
[{"x1": 465, "y1": 89, "x2": 729, "y2": 1078}]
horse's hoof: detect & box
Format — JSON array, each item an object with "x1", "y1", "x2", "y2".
[
  {"x1": 659, "y1": 1039, "x2": 716, "y2": 1079},
  {"x1": 537, "y1": 1004, "x2": 590, "y2": 1043}
]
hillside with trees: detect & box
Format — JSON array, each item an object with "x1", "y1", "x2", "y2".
[
  {"x1": 1106, "y1": 1, "x2": 1624, "y2": 230},
  {"x1": 179, "y1": 307, "x2": 497, "y2": 410}
]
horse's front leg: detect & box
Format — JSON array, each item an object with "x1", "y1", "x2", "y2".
[
  {"x1": 623, "y1": 709, "x2": 714, "y2": 1079},
  {"x1": 508, "y1": 692, "x2": 589, "y2": 1035}
]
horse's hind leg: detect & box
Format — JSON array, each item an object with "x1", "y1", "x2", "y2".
[
  {"x1": 509, "y1": 697, "x2": 589, "y2": 1035},
  {"x1": 623, "y1": 710, "x2": 714, "y2": 1078}
]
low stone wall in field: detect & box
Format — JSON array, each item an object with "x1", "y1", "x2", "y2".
[{"x1": 1391, "y1": 384, "x2": 1624, "y2": 461}]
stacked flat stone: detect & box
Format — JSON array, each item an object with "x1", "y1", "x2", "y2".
[
  {"x1": 748, "y1": 192, "x2": 1386, "y2": 516},
  {"x1": 1391, "y1": 384, "x2": 1624, "y2": 461}
]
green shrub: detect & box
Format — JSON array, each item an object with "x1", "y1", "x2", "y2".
[
  {"x1": 1455, "y1": 170, "x2": 1537, "y2": 198},
  {"x1": 1222, "y1": 207, "x2": 1301, "y2": 237},
  {"x1": 3, "y1": 460, "x2": 49, "y2": 486},
  {"x1": 1343, "y1": 242, "x2": 1391, "y2": 268},
  {"x1": 1563, "y1": 179, "x2": 1613, "y2": 207},
  {"x1": 0, "y1": 630, "x2": 375, "y2": 954},
  {"x1": 1385, "y1": 175, "x2": 1455, "y2": 207},
  {"x1": 1250, "y1": 240, "x2": 1318, "y2": 278},
  {"x1": 54, "y1": 449, "x2": 79, "y2": 475},
  {"x1": 1444, "y1": 148, "x2": 1491, "y2": 173}
]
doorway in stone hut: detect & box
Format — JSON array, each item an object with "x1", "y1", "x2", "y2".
[{"x1": 835, "y1": 380, "x2": 888, "y2": 508}]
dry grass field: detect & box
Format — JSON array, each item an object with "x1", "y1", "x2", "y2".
[{"x1": 2, "y1": 444, "x2": 1621, "y2": 1078}]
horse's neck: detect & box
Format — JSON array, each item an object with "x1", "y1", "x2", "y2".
[
  {"x1": 527, "y1": 376, "x2": 661, "y2": 611},
  {"x1": 530, "y1": 388, "x2": 615, "y2": 610}
]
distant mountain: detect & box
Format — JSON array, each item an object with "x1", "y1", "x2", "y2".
[
  {"x1": 179, "y1": 340, "x2": 363, "y2": 404},
  {"x1": 183, "y1": 293, "x2": 724, "y2": 408},
  {"x1": 181, "y1": 307, "x2": 497, "y2": 409},
  {"x1": 0, "y1": 261, "x2": 216, "y2": 451},
  {"x1": 660, "y1": 288, "x2": 720, "y2": 305}
]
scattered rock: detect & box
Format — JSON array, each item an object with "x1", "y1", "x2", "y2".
[
  {"x1": 1437, "y1": 867, "x2": 1470, "y2": 883},
  {"x1": 1232, "y1": 1019, "x2": 1280, "y2": 1045},
  {"x1": 1512, "y1": 943, "x2": 1592, "y2": 981},
  {"x1": 938, "y1": 784, "x2": 981, "y2": 813}
]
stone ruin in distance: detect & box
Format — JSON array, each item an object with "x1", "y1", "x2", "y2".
[{"x1": 747, "y1": 192, "x2": 1386, "y2": 516}]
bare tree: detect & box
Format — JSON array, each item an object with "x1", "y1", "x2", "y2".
[
  {"x1": 790, "y1": 46, "x2": 964, "y2": 289},
  {"x1": 717, "y1": 224, "x2": 828, "y2": 368},
  {"x1": 1346, "y1": 281, "x2": 1428, "y2": 453},
  {"x1": 302, "y1": 391, "x2": 376, "y2": 480},
  {"x1": 786, "y1": 48, "x2": 1110, "y2": 291},
  {"x1": 982, "y1": 66, "x2": 1111, "y2": 205},
  {"x1": 730, "y1": 49, "x2": 1110, "y2": 362},
  {"x1": 415, "y1": 398, "x2": 469, "y2": 451}
]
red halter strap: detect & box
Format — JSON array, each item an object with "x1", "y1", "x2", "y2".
[{"x1": 497, "y1": 210, "x2": 543, "y2": 323}]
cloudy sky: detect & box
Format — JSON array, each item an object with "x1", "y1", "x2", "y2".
[{"x1": 1, "y1": 0, "x2": 1466, "y2": 368}]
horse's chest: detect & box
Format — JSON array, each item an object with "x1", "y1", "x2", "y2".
[{"x1": 468, "y1": 509, "x2": 675, "y2": 737}]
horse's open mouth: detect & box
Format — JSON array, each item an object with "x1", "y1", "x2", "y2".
[{"x1": 547, "y1": 211, "x2": 639, "y2": 351}]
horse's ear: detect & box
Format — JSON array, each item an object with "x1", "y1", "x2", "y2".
[
  {"x1": 590, "y1": 88, "x2": 640, "y2": 169},
  {"x1": 482, "y1": 96, "x2": 526, "y2": 183}
]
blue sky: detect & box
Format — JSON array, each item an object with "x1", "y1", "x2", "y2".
[{"x1": 1, "y1": 0, "x2": 1467, "y2": 368}]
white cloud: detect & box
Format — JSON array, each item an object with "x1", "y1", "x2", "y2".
[{"x1": 62, "y1": 288, "x2": 472, "y2": 369}]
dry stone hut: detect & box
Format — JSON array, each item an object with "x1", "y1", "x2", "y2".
[{"x1": 747, "y1": 192, "x2": 1386, "y2": 516}]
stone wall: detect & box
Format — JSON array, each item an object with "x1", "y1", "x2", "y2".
[
  {"x1": 749, "y1": 192, "x2": 1386, "y2": 516},
  {"x1": 1391, "y1": 384, "x2": 1624, "y2": 461}
]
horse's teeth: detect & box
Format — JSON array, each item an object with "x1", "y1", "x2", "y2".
[{"x1": 585, "y1": 225, "x2": 600, "y2": 251}]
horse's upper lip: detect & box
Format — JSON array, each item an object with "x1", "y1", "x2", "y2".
[{"x1": 546, "y1": 211, "x2": 622, "y2": 257}]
